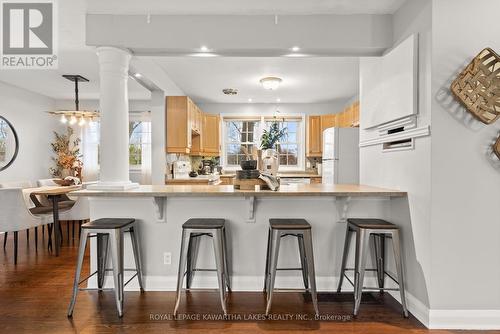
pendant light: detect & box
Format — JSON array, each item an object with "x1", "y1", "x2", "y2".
[{"x1": 48, "y1": 75, "x2": 99, "y2": 126}]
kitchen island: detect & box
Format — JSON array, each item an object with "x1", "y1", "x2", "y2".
[{"x1": 72, "y1": 184, "x2": 408, "y2": 292}]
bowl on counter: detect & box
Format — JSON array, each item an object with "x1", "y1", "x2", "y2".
[{"x1": 240, "y1": 159, "x2": 257, "y2": 170}]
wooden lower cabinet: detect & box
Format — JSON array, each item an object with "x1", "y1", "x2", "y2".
[{"x1": 310, "y1": 177, "x2": 322, "y2": 184}]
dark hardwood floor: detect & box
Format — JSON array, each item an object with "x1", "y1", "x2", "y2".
[{"x1": 0, "y1": 224, "x2": 493, "y2": 333}]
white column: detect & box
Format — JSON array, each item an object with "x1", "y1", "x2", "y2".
[
  {"x1": 150, "y1": 90, "x2": 166, "y2": 185},
  {"x1": 88, "y1": 46, "x2": 138, "y2": 190}
]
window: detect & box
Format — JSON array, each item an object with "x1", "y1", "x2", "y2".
[
  {"x1": 0, "y1": 121, "x2": 7, "y2": 162},
  {"x1": 129, "y1": 120, "x2": 151, "y2": 168},
  {"x1": 225, "y1": 119, "x2": 258, "y2": 166},
  {"x1": 81, "y1": 120, "x2": 100, "y2": 181},
  {"x1": 222, "y1": 115, "x2": 304, "y2": 171},
  {"x1": 265, "y1": 119, "x2": 300, "y2": 167}
]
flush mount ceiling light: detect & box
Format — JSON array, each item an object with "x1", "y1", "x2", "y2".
[
  {"x1": 260, "y1": 76, "x2": 282, "y2": 90},
  {"x1": 48, "y1": 75, "x2": 99, "y2": 126},
  {"x1": 222, "y1": 88, "x2": 238, "y2": 95}
]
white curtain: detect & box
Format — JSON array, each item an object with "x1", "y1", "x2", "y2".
[
  {"x1": 140, "y1": 113, "x2": 152, "y2": 184},
  {"x1": 82, "y1": 121, "x2": 100, "y2": 181}
]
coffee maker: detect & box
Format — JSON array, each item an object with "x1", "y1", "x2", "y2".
[{"x1": 199, "y1": 159, "x2": 214, "y2": 175}]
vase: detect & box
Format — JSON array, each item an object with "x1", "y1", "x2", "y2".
[{"x1": 61, "y1": 168, "x2": 72, "y2": 178}]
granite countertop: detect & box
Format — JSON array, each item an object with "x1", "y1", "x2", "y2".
[{"x1": 72, "y1": 184, "x2": 406, "y2": 198}]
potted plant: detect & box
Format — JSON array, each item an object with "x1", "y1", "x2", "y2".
[
  {"x1": 260, "y1": 120, "x2": 287, "y2": 175},
  {"x1": 49, "y1": 127, "x2": 82, "y2": 179}
]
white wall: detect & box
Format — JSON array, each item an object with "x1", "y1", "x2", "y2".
[
  {"x1": 0, "y1": 81, "x2": 60, "y2": 185},
  {"x1": 199, "y1": 101, "x2": 348, "y2": 116},
  {"x1": 359, "y1": 0, "x2": 432, "y2": 320},
  {"x1": 55, "y1": 99, "x2": 151, "y2": 184},
  {"x1": 430, "y1": 0, "x2": 500, "y2": 317}
]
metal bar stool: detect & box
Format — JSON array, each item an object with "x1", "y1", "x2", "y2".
[
  {"x1": 337, "y1": 218, "x2": 408, "y2": 317},
  {"x1": 264, "y1": 218, "x2": 319, "y2": 316},
  {"x1": 67, "y1": 218, "x2": 144, "y2": 318},
  {"x1": 173, "y1": 218, "x2": 230, "y2": 316}
]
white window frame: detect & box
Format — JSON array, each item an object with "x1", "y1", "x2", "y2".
[
  {"x1": 220, "y1": 114, "x2": 305, "y2": 171},
  {"x1": 129, "y1": 112, "x2": 151, "y2": 171}
]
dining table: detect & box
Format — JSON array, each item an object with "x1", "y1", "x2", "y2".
[{"x1": 29, "y1": 185, "x2": 82, "y2": 256}]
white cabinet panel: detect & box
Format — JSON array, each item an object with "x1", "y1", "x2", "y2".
[{"x1": 361, "y1": 34, "x2": 418, "y2": 129}]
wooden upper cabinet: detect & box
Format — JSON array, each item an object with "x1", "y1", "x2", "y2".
[
  {"x1": 202, "y1": 114, "x2": 220, "y2": 156},
  {"x1": 320, "y1": 114, "x2": 336, "y2": 134},
  {"x1": 166, "y1": 96, "x2": 192, "y2": 154},
  {"x1": 186, "y1": 98, "x2": 202, "y2": 135},
  {"x1": 191, "y1": 113, "x2": 220, "y2": 156},
  {"x1": 306, "y1": 116, "x2": 322, "y2": 157}
]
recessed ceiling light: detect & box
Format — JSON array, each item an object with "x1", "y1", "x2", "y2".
[
  {"x1": 200, "y1": 45, "x2": 209, "y2": 52},
  {"x1": 134, "y1": 73, "x2": 142, "y2": 78},
  {"x1": 260, "y1": 76, "x2": 282, "y2": 90},
  {"x1": 291, "y1": 46, "x2": 300, "y2": 52},
  {"x1": 190, "y1": 52, "x2": 218, "y2": 57},
  {"x1": 276, "y1": 98, "x2": 281, "y2": 102},
  {"x1": 248, "y1": 98, "x2": 252, "y2": 102}
]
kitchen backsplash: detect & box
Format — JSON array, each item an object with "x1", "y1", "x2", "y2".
[{"x1": 167, "y1": 154, "x2": 321, "y2": 177}]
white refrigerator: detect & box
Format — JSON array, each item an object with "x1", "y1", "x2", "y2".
[{"x1": 322, "y1": 127, "x2": 360, "y2": 184}]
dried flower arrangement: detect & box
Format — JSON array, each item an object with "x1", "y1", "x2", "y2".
[{"x1": 49, "y1": 127, "x2": 82, "y2": 178}]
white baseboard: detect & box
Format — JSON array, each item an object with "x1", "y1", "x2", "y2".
[
  {"x1": 428, "y1": 310, "x2": 500, "y2": 330},
  {"x1": 87, "y1": 274, "x2": 500, "y2": 330}
]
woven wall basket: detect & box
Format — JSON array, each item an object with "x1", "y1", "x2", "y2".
[
  {"x1": 451, "y1": 48, "x2": 500, "y2": 124},
  {"x1": 494, "y1": 135, "x2": 500, "y2": 160}
]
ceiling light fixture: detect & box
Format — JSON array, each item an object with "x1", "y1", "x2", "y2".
[
  {"x1": 200, "y1": 45, "x2": 209, "y2": 52},
  {"x1": 134, "y1": 73, "x2": 142, "y2": 78},
  {"x1": 291, "y1": 46, "x2": 300, "y2": 52},
  {"x1": 48, "y1": 75, "x2": 99, "y2": 126},
  {"x1": 78, "y1": 116, "x2": 86, "y2": 127},
  {"x1": 260, "y1": 76, "x2": 282, "y2": 90},
  {"x1": 248, "y1": 98, "x2": 252, "y2": 102},
  {"x1": 222, "y1": 88, "x2": 238, "y2": 95},
  {"x1": 276, "y1": 98, "x2": 281, "y2": 103}
]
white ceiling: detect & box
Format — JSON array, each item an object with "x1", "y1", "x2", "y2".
[
  {"x1": 0, "y1": 0, "x2": 395, "y2": 101},
  {"x1": 87, "y1": 0, "x2": 407, "y2": 15},
  {"x1": 0, "y1": 0, "x2": 150, "y2": 100},
  {"x1": 154, "y1": 57, "x2": 359, "y2": 104},
  {"x1": 0, "y1": 49, "x2": 150, "y2": 100}
]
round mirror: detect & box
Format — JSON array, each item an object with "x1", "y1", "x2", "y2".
[{"x1": 0, "y1": 116, "x2": 19, "y2": 171}]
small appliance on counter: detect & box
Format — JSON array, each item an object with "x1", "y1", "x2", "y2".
[
  {"x1": 173, "y1": 160, "x2": 192, "y2": 179},
  {"x1": 199, "y1": 159, "x2": 215, "y2": 175}
]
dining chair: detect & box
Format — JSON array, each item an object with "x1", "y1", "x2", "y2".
[
  {"x1": 0, "y1": 188, "x2": 53, "y2": 264},
  {"x1": 36, "y1": 178, "x2": 79, "y2": 244},
  {"x1": 0, "y1": 181, "x2": 35, "y2": 247}
]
